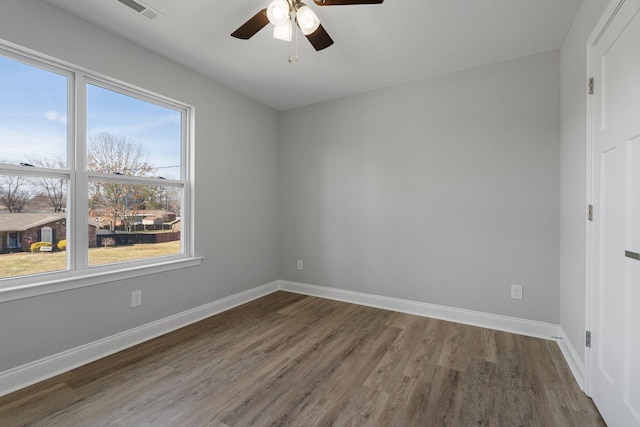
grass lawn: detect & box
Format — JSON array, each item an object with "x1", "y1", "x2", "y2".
[{"x1": 0, "y1": 241, "x2": 181, "y2": 279}]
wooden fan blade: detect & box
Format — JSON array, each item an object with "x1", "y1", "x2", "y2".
[
  {"x1": 302, "y1": 23, "x2": 334, "y2": 51},
  {"x1": 313, "y1": 0, "x2": 383, "y2": 5},
  {"x1": 231, "y1": 9, "x2": 269, "y2": 39}
]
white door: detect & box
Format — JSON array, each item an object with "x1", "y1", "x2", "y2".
[{"x1": 590, "y1": 0, "x2": 640, "y2": 425}]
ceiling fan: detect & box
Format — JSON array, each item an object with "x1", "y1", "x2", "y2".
[{"x1": 231, "y1": 0, "x2": 384, "y2": 52}]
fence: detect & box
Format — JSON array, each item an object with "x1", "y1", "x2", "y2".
[{"x1": 96, "y1": 232, "x2": 180, "y2": 247}]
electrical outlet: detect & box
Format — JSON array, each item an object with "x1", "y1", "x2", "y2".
[
  {"x1": 131, "y1": 290, "x2": 142, "y2": 307},
  {"x1": 297, "y1": 259, "x2": 303, "y2": 271},
  {"x1": 511, "y1": 284, "x2": 523, "y2": 300}
]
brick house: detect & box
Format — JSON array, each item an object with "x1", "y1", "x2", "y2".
[{"x1": 0, "y1": 213, "x2": 97, "y2": 253}]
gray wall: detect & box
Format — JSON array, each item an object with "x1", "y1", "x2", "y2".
[
  {"x1": 559, "y1": 0, "x2": 608, "y2": 362},
  {"x1": 279, "y1": 51, "x2": 561, "y2": 323},
  {"x1": 0, "y1": 0, "x2": 280, "y2": 372}
]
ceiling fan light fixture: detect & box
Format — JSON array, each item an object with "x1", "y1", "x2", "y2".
[
  {"x1": 267, "y1": 0, "x2": 290, "y2": 26},
  {"x1": 273, "y1": 20, "x2": 292, "y2": 41},
  {"x1": 232, "y1": 0, "x2": 382, "y2": 52},
  {"x1": 296, "y1": 5, "x2": 320, "y2": 35}
]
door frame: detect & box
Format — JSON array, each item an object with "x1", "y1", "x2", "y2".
[{"x1": 585, "y1": 0, "x2": 631, "y2": 397}]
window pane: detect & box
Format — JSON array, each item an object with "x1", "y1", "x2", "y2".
[
  {"x1": 88, "y1": 182, "x2": 182, "y2": 266},
  {"x1": 0, "y1": 55, "x2": 68, "y2": 168},
  {"x1": 87, "y1": 84, "x2": 182, "y2": 179},
  {"x1": 0, "y1": 174, "x2": 68, "y2": 279}
]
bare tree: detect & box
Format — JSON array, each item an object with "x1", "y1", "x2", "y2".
[
  {"x1": 87, "y1": 133, "x2": 156, "y2": 231},
  {"x1": 0, "y1": 175, "x2": 33, "y2": 212},
  {"x1": 88, "y1": 132, "x2": 155, "y2": 176},
  {"x1": 28, "y1": 158, "x2": 67, "y2": 212},
  {"x1": 145, "y1": 186, "x2": 181, "y2": 216},
  {"x1": 164, "y1": 187, "x2": 181, "y2": 216}
]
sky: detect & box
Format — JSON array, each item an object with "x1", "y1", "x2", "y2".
[{"x1": 0, "y1": 54, "x2": 182, "y2": 180}]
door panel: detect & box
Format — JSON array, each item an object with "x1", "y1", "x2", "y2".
[
  {"x1": 597, "y1": 147, "x2": 624, "y2": 388},
  {"x1": 602, "y1": 8, "x2": 640, "y2": 128},
  {"x1": 626, "y1": 138, "x2": 640, "y2": 420},
  {"x1": 629, "y1": 140, "x2": 640, "y2": 253}
]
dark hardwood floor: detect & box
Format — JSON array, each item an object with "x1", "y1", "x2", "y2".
[{"x1": 0, "y1": 291, "x2": 605, "y2": 426}]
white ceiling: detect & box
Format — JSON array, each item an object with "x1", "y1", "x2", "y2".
[{"x1": 44, "y1": 0, "x2": 582, "y2": 111}]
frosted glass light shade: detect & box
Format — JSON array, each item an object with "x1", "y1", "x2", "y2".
[
  {"x1": 267, "y1": 0, "x2": 290, "y2": 26},
  {"x1": 273, "y1": 20, "x2": 292, "y2": 41},
  {"x1": 296, "y1": 5, "x2": 320, "y2": 35}
]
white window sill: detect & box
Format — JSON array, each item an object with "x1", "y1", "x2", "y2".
[{"x1": 0, "y1": 257, "x2": 203, "y2": 303}]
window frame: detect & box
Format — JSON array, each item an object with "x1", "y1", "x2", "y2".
[{"x1": 0, "y1": 42, "x2": 200, "y2": 303}]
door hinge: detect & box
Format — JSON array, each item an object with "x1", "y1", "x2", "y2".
[
  {"x1": 588, "y1": 204, "x2": 593, "y2": 221},
  {"x1": 588, "y1": 77, "x2": 594, "y2": 95},
  {"x1": 586, "y1": 330, "x2": 592, "y2": 348}
]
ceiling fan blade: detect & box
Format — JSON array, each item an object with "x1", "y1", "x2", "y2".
[
  {"x1": 313, "y1": 0, "x2": 383, "y2": 5},
  {"x1": 231, "y1": 9, "x2": 269, "y2": 40},
  {"x1": 301, "y1": 23, "x2": 334, "y2": 51}
]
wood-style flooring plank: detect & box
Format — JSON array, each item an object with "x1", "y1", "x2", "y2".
[
  {"x1": 363, "y1": 315, "x2": 428, "y2": 394},
  {"x1": 457, "y1": 359, "x2": 498, "y2": 426},
  {"x1": 0, "y1": 382, "x2": 79, "y2": 426},
  {"x1": 419, "y1": 365, "x2": 465, "y2": 426},
  {"x1": 0, "y1": 291, "x2": 605, "y2": 427}
]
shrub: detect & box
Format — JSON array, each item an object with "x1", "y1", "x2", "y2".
[
  {"x1": 30, "y1": 241, "x2": 53, "y2": 252},
  {"x1": 57, "y1": 239, "x2": 67, "y2": 251},
  {"x1": 102, "y1": 237, "x2": 116, "y2": 248}
]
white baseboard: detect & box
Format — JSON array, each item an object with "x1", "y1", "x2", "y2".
[
  {"x1": 0, "y1": 281, "x2": 279, "y2": 398},
  {"x1": 556, "y1": 326, "x2": 586, "y2": 391},
  {"x1": 1, "y1": 279, "x2": 584, "y2": 399},
  {"x1": 279, "y1": 280, "x2": 561, "y2": 340}
]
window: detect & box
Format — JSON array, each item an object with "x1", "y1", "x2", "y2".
[
  {"x1": 85, "y1": 82, "x2": 185, "y2": 266},
  {"x1": 41, "y1": 227, "x2": 53, "y2": 244},
  {"x1": 0, "y1": 53, "x2": 70, "y2": 277},
  {"x1": 0, "y1": 45, "x2": 195, "y2": 294}
]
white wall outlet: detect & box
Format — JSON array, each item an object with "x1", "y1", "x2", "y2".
[
  {"x1": 297, "y1": 259, "x2": 303, "y2": 271},
  {"x1": 511, "y1": 284, "x2": 523, "y2": 300},
  {"x1": 131, "y1": 290, "x2": 142, "y2": 307}
]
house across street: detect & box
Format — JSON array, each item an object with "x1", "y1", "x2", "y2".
[
  {"x1": 0, "y1": 210, "x2": 179, "y2": 253},
  {"x1": 0, "y1": 212, "x2": 97, "y2": 253}
]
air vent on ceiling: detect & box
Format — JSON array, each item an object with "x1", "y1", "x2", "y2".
[
  {"x1": 141, "y1": 8, "x2": 159, "y2": 20},
  {"x1": 116, "y1": 0, "x2": 162, "y2": 21}
]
